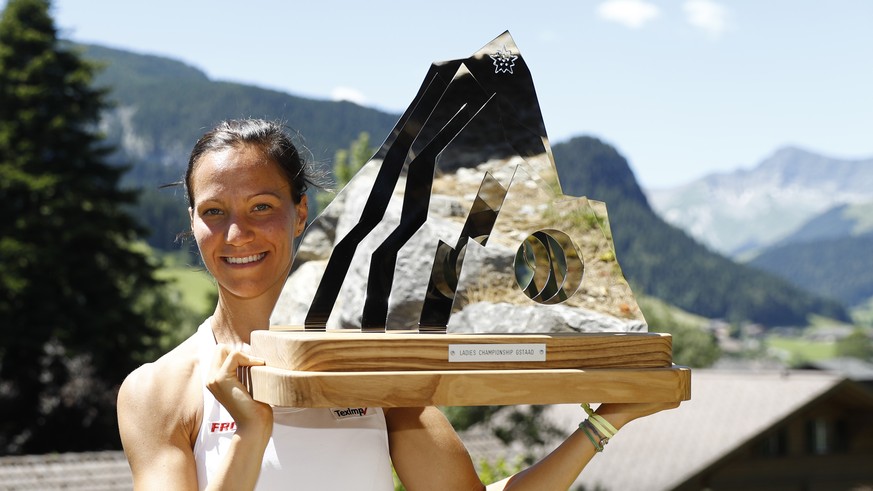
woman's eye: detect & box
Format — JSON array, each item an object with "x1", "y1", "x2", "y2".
[
  {"x1": 202, "y1": 208, "x2": 222, "y2": 216},
  {"x1": 253, "y1": 203, "x2": 272, "y2": 212}
]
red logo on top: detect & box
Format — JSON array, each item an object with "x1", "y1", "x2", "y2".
[{"x1": 209, "y1": 421, "x2": 237, "y2": 433}]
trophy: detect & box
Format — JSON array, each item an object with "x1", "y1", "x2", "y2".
[{"x1": 250, "y1": 32, "x2": 690, "y2": 408}]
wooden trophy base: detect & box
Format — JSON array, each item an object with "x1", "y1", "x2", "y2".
[{"x1": 249, "y1": 329, "x2": 691, "y2": 408}]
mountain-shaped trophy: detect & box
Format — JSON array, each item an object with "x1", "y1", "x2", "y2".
[{"x1": 249, "y1": 32, "x2": 691, "y2": 408}]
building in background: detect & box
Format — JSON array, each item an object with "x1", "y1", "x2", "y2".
[{"x1": 464, "y1": 369, "x2": 873, "y2": 491}]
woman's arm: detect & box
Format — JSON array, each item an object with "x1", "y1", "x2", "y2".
[
  {"x1": 117, "y1": 363, "x2": 201, "y2": 490},
  {"x1": 491, "y1": 401, "x2": 679, "y2": 490},
  {"x1": 387, "y1": 402, "x2": 679, "y2": 491},
  {"x1": 117, "y1": 345, "x2": 273, "y2": 491},
  {"x1": 386, "y1": 407, "x2": 484, "y2": 491},
  {"x1": 199, "y1": 345, "x2": 273, "y2": 490}
]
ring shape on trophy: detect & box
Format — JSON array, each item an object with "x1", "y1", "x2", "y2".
[{"x1": 250, "y1": 31, "x2": 691, "y2": 409}]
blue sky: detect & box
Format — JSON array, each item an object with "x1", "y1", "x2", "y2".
[{"x1": 10, "y1": 0, "x2": 873, "y2": 188}]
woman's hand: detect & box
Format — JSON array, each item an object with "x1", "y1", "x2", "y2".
[
  {"x1": 206, "y1": 344, "x2": 273, "y2": 436},
  {"x1": 202, "y1": 344, "x2": 273, "y2": 489}
]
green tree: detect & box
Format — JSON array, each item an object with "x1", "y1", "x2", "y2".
[
  {"x1": 335, "y1": 131, "x2": 373, "y2": 184},
  {"x1": 443, "y1": 405, "x2": 564, "y2": 465},
  {"x1": 640, "y1": 299, "x2": 722, "y2": 368},
  {"x1": 835, "y1": 328, "x2": 873, "y2": 362},
  {"x1": 0, "y1": 0, "x2": 173, "y2": 454},
  {"x1": 652, "y1": 322, "x2": 722, "y2": 368},
  {"x1": 317, "y1": 131, "x2": 374, "y2": 211}
]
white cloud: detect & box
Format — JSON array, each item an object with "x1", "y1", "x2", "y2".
[
  {"x1": 597, "y1": 0, "x2": 660, "y2": 29},
  {"x1": 683, "y1": 0, "x2": 730, "y2": 38},
  {"x1": 330, "y1": 86, "x2": 368, "y2": 105}
]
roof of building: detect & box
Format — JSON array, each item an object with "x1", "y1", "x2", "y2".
[
  {"x1": 459, "y1": 369, "x2": 858, "y2": 491},
  {"x1": 0, "y1": 450, "x2": 131, "y2": 491},
  {"x1": 798, "y1": 357, "x2": 873, "y2": 381}
]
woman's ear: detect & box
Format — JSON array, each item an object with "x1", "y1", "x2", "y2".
[{"x1": 295, "y1": 195, "x2": 308, "y2": 237}]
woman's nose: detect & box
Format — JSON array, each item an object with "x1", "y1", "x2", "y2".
[{"x1": 225, "y1": 217, "x2": 254, "y2": 245}]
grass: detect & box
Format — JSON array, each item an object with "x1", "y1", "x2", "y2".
[
  {"x1": 851, "y1": 297, "x2": 873, "y2": 327},
  {"x1": 806, "y1": 314, "x2": 852, "y2": 329},
  {"x1": 154, "y1": 255, "x2": 216, "y2": 316},
  {"x1": 765, "y1": 335, "x2": 836, "y2": 365},
  {"x1": 636, "y1": 295, "x2": 708, "y2": 329}
]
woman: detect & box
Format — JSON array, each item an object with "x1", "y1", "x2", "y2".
[{"x1": 117, "y1": 119, "x2": 677, "y2": 490}]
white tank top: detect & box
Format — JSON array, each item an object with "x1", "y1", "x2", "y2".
[{"x1": 192, "y1": 320, "x2": 394, "y2": 490}]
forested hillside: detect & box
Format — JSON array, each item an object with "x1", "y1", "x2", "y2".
[
  {"x1": 749, "y1": 231, "x2": 873, "y2": 307},
  {"x1": 80, "y1": 43, "x2": 399, "y2": 249},
  {"x1": 84, "y1": 43, "x2": 399, "y2": 170},
  {"x1": 769, "y1": 202, "x2": 873, "y2": 247},
  {"x1": 741, "y1": 202, "x2": 873, "y2": 308},
  {"x1": 551, "y1": 136, "x2": 849, "y2": 326}
]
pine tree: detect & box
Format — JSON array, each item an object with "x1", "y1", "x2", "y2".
[
  {"x1": 317, "y1": 131, "x2": 375, "y2": 211},
  {"x1": 0, "y1": 0, "x2": 167, "y2": 454}
]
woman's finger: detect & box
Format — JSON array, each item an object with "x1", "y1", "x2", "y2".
[
  {"x1": 209, "y1": 344, "x2": 265, "y2": 378},
  {"x1": 206, "y1": 345, "x2": 266, "y2": 395},
  {"x1": 205, "y1": 344, "x2": 272, "y2": 426}
]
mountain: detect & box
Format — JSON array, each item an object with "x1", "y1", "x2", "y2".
[
  {"x1": 78, "y1": 43, "x2": 849, "y2": 326},
  {"x1": 770, "y1": 201, "x2": 873, "y2": 247},
  {"x1": 552, "y1": 137, "x2": 848, "y2": 326},
  {"x1": 78, "y1": 43, "x2": 399, "y2": 250},
  {"x1": 82, "y1": 44, "x2": 400, "y2": 173},
  {"x1": 746, "y1": 202, "x2": 873, "y2": 307},
  {"x1": 646, "y1": 147, "x2": 873, "y2": 258},
  {"x1": 748, "y1": 231, "x2": 873, "y2": 308}
]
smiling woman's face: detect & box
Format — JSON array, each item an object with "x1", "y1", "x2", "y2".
[{"x1": 188, "y1": 143, "x2": 307, "y2": 301}]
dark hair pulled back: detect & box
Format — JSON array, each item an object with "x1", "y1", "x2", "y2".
[{"x1": 185, "y1": 119, "x2": 314, "y2": 207}]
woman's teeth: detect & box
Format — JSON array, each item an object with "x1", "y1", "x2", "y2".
[{"x1": 225, "y1": 253, "x2": 266, "y2": 264}]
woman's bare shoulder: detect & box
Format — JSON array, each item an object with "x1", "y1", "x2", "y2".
[
  {"x1": 122, "y1": 333, "x2": 201, "y2": 395},
  {"x1": 117, "y1": 332, "x2": 204, "y2": 444}
]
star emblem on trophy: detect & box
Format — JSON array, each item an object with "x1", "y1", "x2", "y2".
[{"x1": 489, "y1": 45, "x2": 518, "y2": 74}]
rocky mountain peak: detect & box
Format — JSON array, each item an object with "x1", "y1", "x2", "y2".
[
  {"x1": 754, "y1": 146, "x2": 873, "y2": 191},
  {"x1": 648, "y1": 147, "x2": 873, "y2": 256}
]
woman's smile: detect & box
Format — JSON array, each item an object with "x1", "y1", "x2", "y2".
[{"x1": 223, "y1": 252, "x2": 268, "y2": 265}]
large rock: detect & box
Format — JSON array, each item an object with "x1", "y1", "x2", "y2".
[
  {"x1": 272, "y1": 157, "x2": 646, "y2": 333},
  {"x1": 270, "y1": 260, "x2": 326, "y2": 326},
  {"x1": 447, "y1": 302, "x2": 646, "y2": 333}
]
